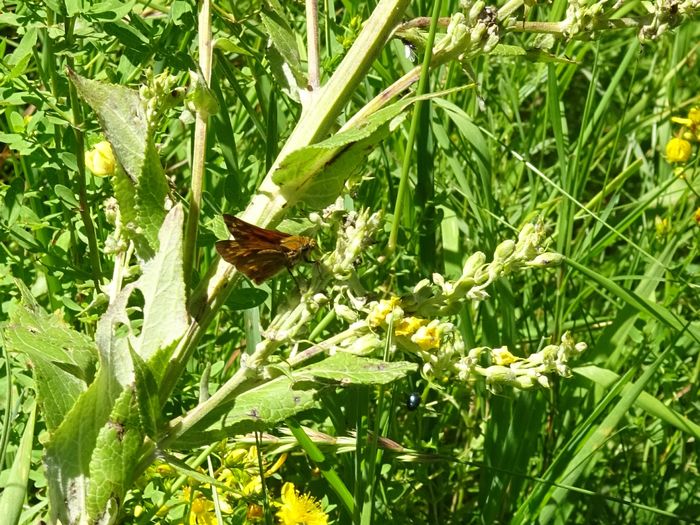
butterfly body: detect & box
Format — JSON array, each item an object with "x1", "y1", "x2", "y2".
[{"x1": 216, "y1": 215, "x2": 316, "y2": 284}]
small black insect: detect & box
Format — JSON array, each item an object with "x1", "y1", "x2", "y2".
[{"x1": 406, "y1": 392, "x2": 421, "y2": 411}]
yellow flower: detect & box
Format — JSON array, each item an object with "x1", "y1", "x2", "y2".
[
  {"x1": 155, "y1": 462, "x2": 176, "y2": 476},
  {"x1": 395, "y1": 316, "x2": 426, "y2": 336},
  {"x1": 655, "y1": 216, "x2": 671, "y2": 239},
  {"x1": 693, "y1": 207, "x2": 700, "y2": 225},
  {"x1": 275, "y1": 482, "x2": 328, "y2": 525},
  {"x1": 189, "y1": 494, "x2": 217, "y2": 525},
  {"x1": 411, "y1": 320, "x2": 440, "y2": 351},
  {"x1": 665, "y1": 137, "x2": 692, "y2": 163},
  {"x1": 492, "y1": 346, "x2": 518, "y2": 366},
  {"x1": 367, "y1": 297, "x2": 402, "y2": 327},
  {"x1": 243, "y1": 475, "x2": 263, "y2": 495},
  {"x1": 84, "y1": 140, "x2": 116, "y2": 176},
  {"x1": 688, "y1": 107, "x2": 700, "y2": 127}
]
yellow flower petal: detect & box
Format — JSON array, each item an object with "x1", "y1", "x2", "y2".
[
  {"x1": 85, "y1": 140, "x2": 116, "y2": 176},
  {"x1": 276, "y1": 482, "x2": 328, "y2": 525},
  {"x1": 411, "y1": 321, "x2": 440, "y2": 351},
  {"x1": 665, "y1": 137, "x2": 692, "y2": 163},
  {"x1": 367, "y1": 297, "x2": 402, "y2": 327},
  {"x1": 395, "y1": 316, "x2": 426, "y2": 336}
]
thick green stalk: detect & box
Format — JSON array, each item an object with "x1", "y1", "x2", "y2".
[{"x1": 183, "y1": 0, "x2": 213, "y2": 282}]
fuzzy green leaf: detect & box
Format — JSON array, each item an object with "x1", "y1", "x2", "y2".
[
  {"x1": 297, "y1": 352, "x2": 418, "y2": 384},
  {"x1": 221, "y1": 374, "x2": 319, "y2": 430},
  {"x1": 272, "y1": 101, "x2": 408, "y2": 208},
  {"x1": 4, "y1": 282, "x2": 97, "y2": 430},
  {"x1": 86, "y1": 387, "x2": 143, "y2": 521},
  {"x1": 69, "y1": 70, "x2": 169, "y2": 259},
  {"x1": 130, "y1": 347, "x2": 160, "y2": 439},
  {"x1": 134, "y1": 204, "x2": 188, "y2": 362},
  {"x1": 261, "y1": 8, "x2": 304, "y2": 93}
]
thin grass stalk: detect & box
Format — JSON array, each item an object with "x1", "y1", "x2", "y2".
[
  {"x1": 387, "y1": 0, "x2": 443, "y2": 255},
  {"x1": 287, "y1": 419, "x2": 355, "y2": 516},
  {"x1": 66, "y1": 66, "x2": 103, "y2": 292}
]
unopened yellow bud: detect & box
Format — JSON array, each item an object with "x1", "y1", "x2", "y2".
[
  {"x1": 85, "y1": 140, "x2": 116, "y2": 176},
  {"x1": 665, "y1": 137, "x2": 691, "y2": 163}
]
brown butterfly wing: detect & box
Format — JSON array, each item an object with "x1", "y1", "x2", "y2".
[
  {"x1": 222, "y1": 215, "x2": 291, "y2": 245},
  {"x1": 216, "y1": 240, "x2": 289, "y2": 283}
]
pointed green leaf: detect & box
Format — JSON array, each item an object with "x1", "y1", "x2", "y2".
[
  {"x1": 68, "y1": 71, "x2": 169, "y2": 259},
  {"x1": 87, "y1": 387, "x2": 143, "y2": 521},
  {"x1": 135, "y1": 204, "x2": 188, "y2": 362},
  {"x1": 45, "y1": 372, "x2": 117, "y2": 525},
  {"x1": 222, "y1": 374, "x2": 319, "y2": 429},
  {"x1": 4, "y1": 282, "x2": 97, "y2": 430},
  {"x1": 297, "y1": 352, "x2": 417, "y2": 384},
  {"x1": 261, "y1": 8, "x2": 304, "y2": 93},
  {"x1": 272, "y1": 101, "x2": 408, "y2": 207},
  {"x1": 130, "y1": 347, "x2": 160, "y2": 439}
]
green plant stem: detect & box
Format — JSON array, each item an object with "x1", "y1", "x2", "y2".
[
  {"x1": 287, "y1": 419, "x2": 355, "y2": 516},
  {"x1": 238, "y1": 0, "x2": 412, "y2": 231},
  {"x1": 0, "y1": 333, "x2": 12, "y2": 472},
  {"x1": 498, "y1": 0, "x2": 524, "y2": 20},
  {"x1": 43, "y1": 9, "x2": 79, "y2": 264},
  {"x1": 306, "y1": 0, "x2": 321, "y2": 89},
  {"x1": 65, "y1": 18, "x2": 102, "y2": 291},
  {"x1": 307, "y1": 309, "x2": 335, "y2": 340},
  {"x1": 183, "y1": 0, "x2": 213, "y2": 282},
  {"x1": 386, "y1": 0, "x2": 443, "y2": 255}
]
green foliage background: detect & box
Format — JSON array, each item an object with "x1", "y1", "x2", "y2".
[{"x1": 1, "y1": 0, "x2": 699, "y2": 523}]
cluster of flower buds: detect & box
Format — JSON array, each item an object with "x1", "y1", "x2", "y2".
[
  {"x1": 349, "y1": 221, "x2": 584, "y2": 388},
  {"x1": 455, "y1": 331, "x2": 588, "y2": 391},
  {"x1": 103, "y1": 197, "x2": 128, "y2": 255},
  {"x1": 562, "y1": 0, "x2": 611, "y2": 37},
  {"x1": 430, "y1": 1, "x2": 501, "y2": 65},
  {"x1": 395, "y1": 221, "x2": 562, "y2": 318},
  {"x1": 314, "y1": 204, "x2": 384, "y2": 281},
  {"x1": 639, "y1": 0, "x2": 700, "y2": 42},
  {"x1": 256, "y1": 206, "x2": 384, "y2": 364},
  {"x1": 138, "y1": 72, "x2": 187, "y2": 129}
]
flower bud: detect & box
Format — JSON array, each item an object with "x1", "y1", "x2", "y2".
[
  {"x1": 462, "y1": 251, "x2": 486, "y2": 277},
  {"x1": 334, "y1": 303, "x2": 358, "y2": 322},
  {"x1": 494, "y1": 240, "x2": 516, "y2": 261},
  {"x1": 85, "y1": 140, "x2": 116, "y2": 176},
  {"x1": 665, "y1": 137, "x2": 691, "y2": 163},
  {"x1": 528, "y1": 252, "x2": 564, "y2": 267},
  {"x1": 468, "y1": 0, "x2": 486, "y2": 21}
]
